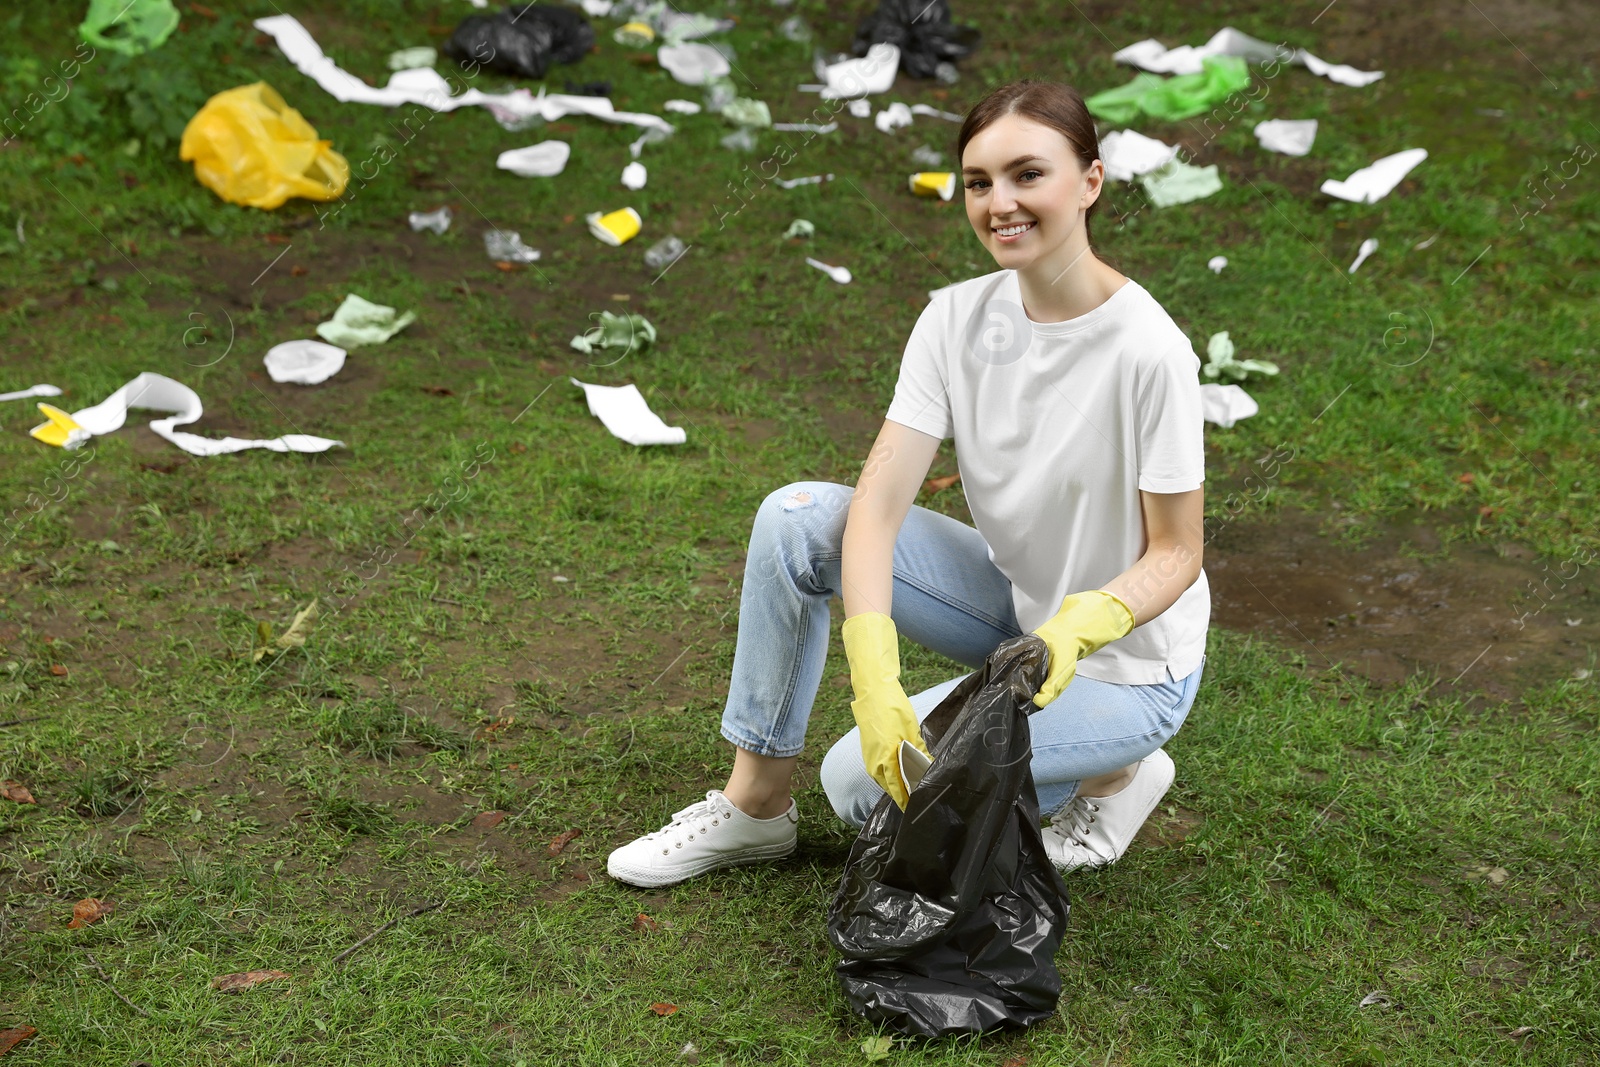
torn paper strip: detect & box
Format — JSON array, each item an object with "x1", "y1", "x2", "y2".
[
  {"x1": 1321, "y1": 148, "x2": 1427, "y2": 203},
  {"x1": 570, "y1": 378, "x2": 685, "y2": 446}
]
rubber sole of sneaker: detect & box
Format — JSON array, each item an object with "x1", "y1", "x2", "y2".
[{"x1": 606, "y1": 837, "x2": 797, "y2": 888}]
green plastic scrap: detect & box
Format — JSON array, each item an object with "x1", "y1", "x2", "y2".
[
  {"x1": 784, "y1": 219, "x2": 815, "y2": 239},
  {"x1": 1139, "y1": 160, "x2": 1223, "y2": 208},
  {"x1": 722, "y1": 97, "x2": 772, "y2": 128},
  {"x1": 1202, "y1": 332, "x2": 1279, "y2": 382},
  {"x1": 78, "y1": 0, "x2": 180, "y2": 57},
  {"x1": 315, "y1": 294, "x2": 417, "y2": 348},
  {"x1": 570, "y1": 312, "x2": 657, "y2": 356},
  {"x1": 1086, "y1": 56, "x2": 1251, "y2": 124}
]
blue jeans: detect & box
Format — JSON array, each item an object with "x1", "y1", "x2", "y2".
[{"x1": 719, "y1": 482, "x2": 1204, "y2": 828}]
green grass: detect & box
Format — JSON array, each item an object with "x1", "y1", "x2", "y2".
[{"x1": 1, "y1": 0, "x2": 1597, "y2": 1063}]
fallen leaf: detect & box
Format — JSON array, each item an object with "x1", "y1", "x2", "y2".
[
  {"x1": 264, "y1": 234, "x2": 292, "y2": 245},
  {"x1": 610, "y1": 293, "x2": 631, "y2": 301},
  {"x1": 189, "y1": 2, "x2": 219, "y2": 17},
  {"x1": 649, "y1": 1002, "x2": 679, "y2": 1016},
  {"x1": 861, "y1": 1035, "x2": 893, "y2": 1061},
  {"x1": 1002, "y1": 1057, "x2": 1029, "y2": 1067},
  {"x1": 509, "y1": 441, "x2": 528, "y2": 454},
  {"x1": 1508, "y1": 1026, "x2": 1537, "y2": 1039},
  {"x1": 923, "y1": 472, "x2": 961, "y2": 494},
  {"x1": 67, "y1": 897, "x2": 114, "y2": 928},
  {"x1": 1358, "y1": 990, "x2": 1392, "y2": 1008},
  {"x1": 255, "y1": 599, "x2": 319, "y2": 661},
  {"x1": 422, "y1": 386, "x2": 456, "y2": 396},
  {"x1": 50, "y1": 664, "x2": 68, "y2": 676},
  {"x1": 1467, "y1": 864, "x2": 1510, "y2": 885},
  {"x1": 472, "y1": 811, "x2": 506, "y2": 829},
  {"x1": 632, "y1": 912, "x2": 659, "y2": 933},
  {"x1": 212, "y1": 969, "x2": 291, "y2": 992},
  {"x1": 290, "y1": 265, "x2": 309, "y2": 277},
  {"x1": 1, "y1": 780, "x2": 36, "y2": 804},
  {"x1": 0, "y1": 1027, "x2": 37, "y2": 1055},
  {"x1": 493, "y1": 261, "x2": 523, "y2": 272},
  {"x1": 1478, "y1": 505, "x2": 1502, "y2": 518},
  {"x1": 548, "y1": 828, "x2": 583, "y2": 855},
  {"x1": 562, "y1": 214, "x2": 576, "y2": 224},
  {"x1": 1457, "y1": 472, "x2": 1476, "y2": 484}
]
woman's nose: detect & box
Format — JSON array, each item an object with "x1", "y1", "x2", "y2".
[{"x1": 991, "y1": 184, "x2": 1017, "y2": 214}]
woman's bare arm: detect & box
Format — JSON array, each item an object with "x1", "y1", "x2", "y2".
[
  {"x1": 841, "y1": 420, "x2": 943, "y2": 620},
  {"x1": 1100, "y1": 488, "x2": 1204, "y2": 625}
]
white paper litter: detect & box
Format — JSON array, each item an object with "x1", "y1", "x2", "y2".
[
  {"x1": 316, "y1": 294, "x2": 417, "y2": 348},
  {"x1": 847, "y1": 98, "x2": 872, "y2": 118},
  {"x1": 658, "y1": 43, "x2": 730, "y2": 85},
  {"x1": 387, "y1": 46, "x2": 436, "y2": 71},
  {"x1": 1254, "y1": 118, "x2": 1317, "y2": 156},
  {"x1": 663, "y1": 98, "x2": 702, "y2": 114},
  {"x1": 484, "y1": 230, "x2": 541, "y2": 263},
  {"x1": 1199, "y1": 383, "x2": 1259, "y2": 428},
  {"x1": 814, "y1": 43, "x2": 899, "y2": 99},
  {"x1": 1099, "y1": 129, "x2": 1179, "y2": 182},
  {"x1": 1113, "y1": 26, "x2": 1383, "y2": 87},
  {"x1": 909, "y1": 103, "x2": 962, "y2": 122},
  {"x1": 497, "y1": 140, "x2": 571, "y2": 177},
  {"x1": 1321, "y1": 148, "x2": 1427, "y2": 203},
  {"x1": 253, "y1": 15, "x2": 672, "y2": 131},
  {"x1": 0, "y1": 384, "x2": 61, "y2": 403},
  {"x1": 1347, "y1": 237, "x2": 1379, "y2": 274},
  {"x1": 874, "y1": 102, "x2": 913, "y2": 133},
  {"x1": 1208, "y1": 255, "x2": 1228, "y2": 274},
  {"x1": 570, "y1": 378, "x2": 685, "y2": 446},
  {"x1": 775, "y1": 173, "x2": 833, "y2": 189},
  {"x1": 621, "y1": 161, "x2": 648, "y2": 190},
  {"x1": 773, "y1": 121, "x2": 837, "y2": 133},
  {"x1": 47, "y1": 372, "x2": 343, "y2": 455},
  {"x1": 264, "y1": 340, "x2": 347, "y2": 385},
  {"x1": 408, "y1": 206, "x2": 452, "y2": 233}
]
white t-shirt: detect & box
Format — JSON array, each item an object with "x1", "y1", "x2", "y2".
[{"x1": 885, "y1": 269, "x2": 1209, "y2": 685}]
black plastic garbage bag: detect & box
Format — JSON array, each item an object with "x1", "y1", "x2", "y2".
[
  {"x1": 827, "y1": 635, "x2": 1070, "y2": 1038},
  {"x1": 851, "y1": 0, "x2": 981, "y2": 80},
  {"x1": 444, "y1": 4, "x2": 594, "y2": 80}
]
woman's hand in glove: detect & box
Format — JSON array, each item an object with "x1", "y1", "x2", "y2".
[
  {"x1": 1030, "y1": 590, "x2": 1135, "y2": 708},
  {"x1": 841, "y1": 611, "x2": 931, "y2": 809}
]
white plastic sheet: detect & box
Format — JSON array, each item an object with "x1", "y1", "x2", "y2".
[
  {"x1": 814, "y1": 43, "x2": 899, "y2": 99},
  {"x1": 1099, "y1": 130, "x2": 1178, "y2": 182},
  {"x1": 1321, "y1": 149, "x2": 1427, "y2": 203},
  {"x1": 570, "y1": 378, "x2": 685, "y2": 446},
  {"x1": 1113, "y1": 26, "x2": 1383, "y2": 87},
  {"x1": 1199, "y1": 383, "x2": 1259, "y2": 428},
  {"x1": 497, "y1": 140, "x2": 572, "y2": 177},
  {"x1": 1253, "y1": 119, "x2": 1317, "y2": 156},
  {"x1": 264, "y1": 340, "x2": 347, "y2": 385}
]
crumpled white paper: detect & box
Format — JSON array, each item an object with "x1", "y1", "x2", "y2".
[
  {"x1": 497, "y1": 140, "x2": 572, "y2": 177},
  {"x1": 316, "y1": 294, "x2": 417, "y2": 348},
  {"x1": 874, "y1": 102, "x2": 912, "y2": 133},
  {"x1": 264, "y1": 340, "x2": 347, "y2": 385},
  {"x1": 658, "y1": 42, "x2": 730, "y2": 85},
  {"x1": 570, "y1": 378, "x2": 685, "y2": 446},
  {"x1": 0, "y1": 384, "x2": 61, "y2": 403},
  {"x1": 1321, "y1": 148, "x2": 1427, "y2": 203},
  {"x1": 663, "y1": 98, "x2": 702, "y2": 114},
  {"x1": 1254, "y1": 118, "x2": 1317, "y2": 156},
  {"x1": 1099, "y1": 129, "x2": 1178, "y2": 182},
  {"x1": 814, "y1": 43, "x2": 899, "y2": 99},
  {"x1": 48, "y1": 372, "x2": 343, "y2": 455},
  {"x1": 621, "y1": 161, "x2": 648, "y2": 190},
  {"x1": 1199, "y1": 383, "x2": 1259, "y2": 428},
  {"x1": 1113, "y1": 26, "x2": 1383, "y2": 87},
  {"x1": 253, "y1": 15, "x2": 673, "y2": 131}
]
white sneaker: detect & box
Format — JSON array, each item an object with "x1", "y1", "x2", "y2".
[
  {"x1": 606, "y1": 789, "x2": 798, "y2": 888},
  {"x1": 1042, "y1": 749, "x2": 1175, "y2": 873}
]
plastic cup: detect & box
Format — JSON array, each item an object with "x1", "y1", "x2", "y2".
[
  {"x1": 586, "y1": 207, "x2": 642, "y2": 246},
  {"x1": 908, "y1": 172, "x2": 957, "y2": 201}
]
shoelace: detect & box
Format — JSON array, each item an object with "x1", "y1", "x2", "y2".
[
  {"x1": 641, "y1": 791, "x2": 734, "y2": 850},
  {"x1": 1058, "y1": 796, "x2": 1101, "y2": 846}
]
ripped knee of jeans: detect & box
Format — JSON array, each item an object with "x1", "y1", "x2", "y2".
[{"x1": 778, "y1": 490, "x2": 814, "y2": 511}]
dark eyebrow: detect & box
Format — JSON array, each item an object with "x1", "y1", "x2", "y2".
[{"x1": 961, "y1": 155, "x2": 1046, "y2": 177}]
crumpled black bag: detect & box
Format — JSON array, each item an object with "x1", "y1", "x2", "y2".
[
  {"x1": 850, "y1": 0, "x2": 982, "y2": 80},
  {"x1": 444, "y1": 4, "x2": 594, "y2": 80},
  {"x1": 827, "y1": 635, "x2": 1070, "y2": 1038}
]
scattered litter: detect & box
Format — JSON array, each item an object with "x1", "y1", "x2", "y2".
[
  {"x1": 875, "y1": 101, "x2": 914, "y2": 133},
  {"x1": 1199, "y1": 383, "x2": 1258, "y2": 427},
  {"x1": 702, "y1": 79, "x2": 737, "y2": 114},
  {"x1": 570, "y1": 311, "x2": 657, "y2": 356},
  {"x1": 1347, "y1": 237, "x2": 1379, "y2": 274},
  {"x1": 443, "y1": 3, "x2": 594, "y2": 78},
  {"x1": 1358, "y1": 990, "x2": 1394, "y2": 1009},
  {"x1": 1113, "y1": 26, "x2": 1384, "y2": 87},
  {"x1": 408, "y1": 206, "x2": 453, "y2": 233},
  {"x1": 1087, "y1": 56, "x2": 1250, "y2": 123},
  {"x1": 79, "y1": 0, "x2": 178, "y2": 56},
  {"x1": 570, "y1": 379, "x2": 685, "y2": 446},
  {"x1": 496, "y1": 140, "x2": 572, "y2": 178},
  {"x1": 1139, "y1": 160, "x2": 1223, "y2": 207},
  {"x1": 1099, "y1": 129, "x2": 1178, "y2": 182},
  {"x1": 614, "y1": 21, "x2": 656, "y2": 47},
  {"x1": 815, "y1": 43, "x2": 900, "y2": 99},
  {"x1": 621, "y1": 161, "x2": 648, "y2": 189},
  {"x1": 1466, "y1": 864, "x2": 1510, "y2": 885},
  {"x1": 67, "y1": 897, "x2": 115, "y2": 928},
  {"x1": 776, "y1": 173, "x2": 834, "y2": 189},
  {"x1": 643, "y1": 235, "x2": 687, "y2": 270},
  {"x1": 29, "y1": 373, "x2": 343, "y2": 455},
  {"x1": 779, "y1": 15, "x2": 811, "y2": 42},
  {"x1": 663, "y1": 99, "x2": 702, "y2": 114},
  {"x1": 659, "y1": 42, "x2": 730, "y2": 85},
  {"x1": 1565, "y1": 618, "x2": 1582, "y2": 627},
  {"x1": 720, "y1": 127, "x2": 758, "y2": 152},
  {"x1": 1208, "y1": 255, "x2": 1228, "y2": 274},
  {"x1": 848, "y1": 98, "x2": 873, "y2": 118},
  {"x1": 14, "y1": 215, "x2": 23, "y2": 245},
  {"x1": 484, "y1": 230, "x2": 541, "y2": 263},
  {"x1": 1202, "y1": 332, "x2": 1278, "y2": 381},
  {"x1": 1414, "y1": 232, "x2": 1440, "y2": 250},
  {"x1": 317, "y1": 294, "x2": 417, "y2": 348},
  {"x1": 908, "y1": 171, "x2": 956, "y2": 200},
  {"x1": 723, "y1": 97, "x2": 773, "y2": 127},
  {"x1": 253, "y1": 599, "x2": 318, "y2": 661},
  {"x1": 1321, "y1": 148, "x2": 1427, "y2": 203},
  {"x1": 679, "y1": 1041, "x2": 701, "y2": 1064},
  {"x1": 587, "y1": 207, "x2": 643, "y2": 246},
  {"x1": 264, "y1": 340, "x2": 347, "y2": 385},
  {"x1": 784, "y1": 219, "x2": 815, "y2": 239},
  {"x1": 387, "y1": 46, "x2": 437, "y2": 71},
  {"x1": 629, "y1": 124, "x2": 673, "y2": 159},
  {"x1": 212, "y1": 969, "x2": 291, "y2": 993},
  {"x1": 0, "y1": 384, "x2": 61, "y2": 403},
  {"x1": 179, "y1": 83, "x2": 349, "y2": 209},
  {"x1": 852, "y1": 0, "x2": 981, "y2": 80},
  {"x1": 805, "y1": 257, "x2": 853, "y2": 284},
  {"x1": 659, "y1": 11, "x2": 735, "y2": 46},
  {"x1": 909, "y1": 103, "x2": 963, "y2": 122},
  {"x1": 1254, "y1": 118, "x2": 1317, "y2": 156},
  {"x1": 580, "y1": 0, "x2": 609, "y2": 12},
  {"x1": 773, "y1": 120, "x2": 837, "y2": 133},
  {"x1": 910, "y1": 144, "x2": 945, "y2": 167}
]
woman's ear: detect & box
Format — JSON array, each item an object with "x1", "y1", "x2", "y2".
[{"x1": 1080, "y1": 158, "x2": 1106, "y2": 211}]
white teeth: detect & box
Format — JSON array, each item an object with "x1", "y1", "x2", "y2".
[{"x1": 994, "y1": 223, "x2": 1033, "y2": 236}]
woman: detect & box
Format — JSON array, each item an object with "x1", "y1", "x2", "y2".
[{"x1": 607, "y1": 80, "x2": 1208, "y2": 889}]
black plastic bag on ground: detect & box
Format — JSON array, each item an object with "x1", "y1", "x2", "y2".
[
  {"x1": 827, "y1": 634, "x2": 1070, "y2": 1038},
  {"x1": 851, "y1": 0, "x2": 981, "y2": 80},
  {"x1": 444, "y1": 4, "x2": 595, "y2": 80}
]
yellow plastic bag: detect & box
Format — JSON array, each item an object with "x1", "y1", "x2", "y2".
[{"x1": 179, "y1": 83, "x2": 350, "y2": 210}]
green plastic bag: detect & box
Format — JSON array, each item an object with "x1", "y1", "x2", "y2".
[
  {"x1": 1087, "y1": 56, "x2": 1251, "y2": 124},
  {"x1": 78, "y1": 0, "x2": 180, "y2": 57}
]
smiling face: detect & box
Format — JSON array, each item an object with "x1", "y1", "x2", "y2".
[{"x1": 961, "y1": 112, "x2": 1104, "y2": 280}]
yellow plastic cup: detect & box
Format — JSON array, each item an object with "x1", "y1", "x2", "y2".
[
  {"x1": 908, "y1": 172, "x2": 957, "y2": 201},
  {"x1": 613, "y1": 21, "x2": 655, "y2": 46},
  {"x1": 587, "y1": 207, "x2": 643, "y2": 246}
]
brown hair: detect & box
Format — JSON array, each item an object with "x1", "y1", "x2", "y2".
[{"x1": 957, "y1": 80, "x2": 1102, "y2": 246}]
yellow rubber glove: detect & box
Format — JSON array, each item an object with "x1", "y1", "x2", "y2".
[
  {"x1": 1030, "y1": 590, "x2": 1136, "y2": 708},
  {"x1": 841, "y1": 611, "x2": 931, "y2": 810}
]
